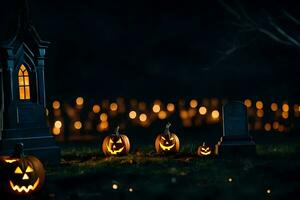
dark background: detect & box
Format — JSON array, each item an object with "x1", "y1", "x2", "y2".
[{"x1": 1, "y1": 0, "x2": 300, "y2": 101}]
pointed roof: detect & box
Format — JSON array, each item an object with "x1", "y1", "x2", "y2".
[{"x1": 1, "y1": 0, "x2": 50, "y2": 49}]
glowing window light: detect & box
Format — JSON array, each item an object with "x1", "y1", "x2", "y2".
[
  {"x1": 129, "y1": 111, "x2": 137, "y2": 119},
  {"x1": 199, "y1": 106, "x2": 207, "y2": 115},
  {"x1": 189, "y1": 99, "x2": 198, "y2": 108},
  {"x1": 180, "y1": 110, "x2": 189, "y2": 119},
  {"x1": 54, "y1": 120, "x2": 62, "y2": 129},
  {"x1": 152, "y1": 104, "x2": 161, "y2": 113},
  {"x1": 100, "y1": 113, "x2": 108, "y2": 121},
  {"x1": 167, "y1": 103, "x2": 175, "y2": 112},
  {"x1": 158, "y1": 111, "x2": 167, "y2": 120},
  {"x1": 256, "y1": 110, "x2": 264, "y2": 118},
  {"x1": 92, "y1": 105, "x2": 101, "y2": 113},
  {"x1": 270, "y1": 103, "x2": 278, "y2": 112},
  {"x1": 139, "y1": 113, "x2": 147, "y2": 122},
  {"x1": 256, "y1": 101, "x2": 263, "y2": 110},
  {"x1": 282, "y1": 103, "x2": 289, "y2": 112},
  {"x1": 278, "y1": 125, "x2": 285, "y2": 132},
  {"x1": 18, "y1": 64, "x2": 30, "y2": 100},
  {"x1": 52, "y1": 100, "x2": 61, "y2": 110},
  {"x1": 76, "y1": 97, "x2": 84, "y2": 106},
  {"x1": 52, "y1": 127, "x2": 61, "y2": 135},
  {"x1": 110, "y1": 102, "x2": 118, "y2": 111},
  {"x1": 211, "y1": 110, "x2": 220, "y2": 119},
  {"x1": 244, "y1": 99, "x2": 252, "y2": 108},
  {"x1": 74, "y1": 121, "x2": 82, "y2": 130},
  {"x1": 99, "y1": 121, "x2": 109, "y2": 131},
  {"x1": 272, "y1": 121, "x2": 279, "y2": 130},
  {"x1": 264, "y1": 123, "x2": 271, "y2": 132},
  {"x1": 282, "y1": 111, "x2": 289, "y2": 119}
]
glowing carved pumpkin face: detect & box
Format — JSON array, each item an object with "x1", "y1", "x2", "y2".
[
  {"x1": 0, "y1": 144, "x2": 45, "y2": 196},
  {"x1": 197, "y1": 143, "x2": 212, "y2": 156},
  {"x1": 102, "y1": 126, "x2": 130, "y2": 156},
  {"x1": 155, "y1": 123, "x2": 180, "y2": 154}
]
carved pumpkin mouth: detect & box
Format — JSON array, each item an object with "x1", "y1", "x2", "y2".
[
  {"x1": 159, "y1": 143, "x2": 175, "y2": 151},
  {"x1": 106, "y1": 144, "x2": 125, "y2": 155},
  {"x1": 9, "y1": 178, "x2": 40, "y2": 193},
  {"x1": 200, "y1": 151, "x2": 211, "y2": 155}
]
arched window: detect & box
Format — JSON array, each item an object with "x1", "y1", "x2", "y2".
[{"x1": 18, "y1": 64, "x2": 30, "y2": 100}]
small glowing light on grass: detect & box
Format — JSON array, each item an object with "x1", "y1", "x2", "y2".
[
  {"x1": 282, "y1": 103, "x2": 289, "y2": 112},
  {"x1": 211, "y1": 110, "x2": 220, "y2": 119},
  {"x1": 54, "y1": 120, "x2": 62, "y2": 129},
  {"x1": 256, "y1": 110, "x2": 264, "y2": 118},
  {"x1": 52, "y1": 127, "x2": 61, "y2": 135},
  {"x1": 158, "y1": 111, "x2": 167, "y2": 120},
  {"x1": 264, "y1": 123, "x2": 271, "y2": 132},
  {"x1": 256, "y1": 101, "x2": 263, "y2": 110},
  {"x1": 167, "y1": 103, "x2": 175, "y2": 112},
  {"x1": 199, "y1": 106, "x2": 207, "y2": 115},
  {"x1": 139, "y1": 113, "x2": 147, "y2": 122},
  {"x1": 92, "y1": 105, "x2": 101, "y2": 113},
  {"x1": 52, "y1": 100, "x2": 60, "y2": 109},
  {"x1": 129, "y1": 111, "x2": 137, "y2": 119},
  {"x1": 228, "y1": 178, "x2": 233, "y2": 182},
  {"x1": 112, "y1": 184, "x2": 118, "y2": 190},
  {"x1": 244, "y1": 99, "x2": 252, "y2": 108},
  {"x1": 76, "y1": 97, "x2": 84, "y2": 106},
  {"x1": 282, "y1": 111, "x2": 289, "y2": 119},
  {"x1": 152, "y1": 104, "x2": 161, "y2": 113},
  {"x1": 100, "y1": 113, "x2": 108, "y2": 121},
  {"x1": 74, "y1": 121, "x2": 82, "y2": 130},
  {"x1": 266, "y1": 189, "x2": 271, "y2": 194},
  {"x1": 189, "y1": 99, "x2": 198, "y2": 108},
  {"x1": 129, "y1": 188, "x2": 133, "y2": 192},
  {"x1": 270, "y1": 103, "x2": 278, "y2": 111},
  {"x1": 110, "y1": 102, "x2": 118, "y2": 111}
]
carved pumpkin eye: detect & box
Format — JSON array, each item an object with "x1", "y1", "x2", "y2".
[
  {"x1": 4, "y1": 159, "x2": 17, "y2": 163},
  {"x1": 116, "y1": 138, "x2": 122, "y2": 143},
  {"x1": 109, "y1": 139, "x2": 114, "y2": 143},
  {"x1": 15, "y1": 167, "x2": 23, "y2": 174},
  {"x1": 161, "y1": 136, "x2": 166, "y2": 140},
  {"x1": 26, "y1": 166, "x2": 34, "y2": 173},
  {"x1": 170, "y1": 137, "x2": 174, "y2": 141}
]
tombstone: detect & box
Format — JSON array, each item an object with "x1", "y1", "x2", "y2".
[
  {"x1": 0, "y1": 0, "x2": 60, "y2": 164},
  {"x1": 215, "y1": 101, "x2": 256, "y2": 155}
]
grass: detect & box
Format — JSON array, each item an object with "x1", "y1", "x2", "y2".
[{"x1": 22, "y1": 140, "x2": 300, "y2": 200}]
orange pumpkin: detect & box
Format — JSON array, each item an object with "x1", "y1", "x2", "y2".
[
  {"x1": 0, "y1": 143, "x2": 45, "y2": 196},
  {"x1": 197, "y1": 143, "x2": 212, "y2": 156},
  {"x1": 102, "y1": 126, "x2": 130, "y2": 156},
  {"x1": 155, "y1": 123, "x2": 180, "y2": 154}
]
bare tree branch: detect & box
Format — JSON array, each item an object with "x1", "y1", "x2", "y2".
[{"x1": 283, "y1": 10, "x2": 300, "y2": 25}]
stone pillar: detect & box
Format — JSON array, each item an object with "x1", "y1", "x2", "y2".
[{"x1": 36, "y1": 48, "x2": 46, "y2": 107}]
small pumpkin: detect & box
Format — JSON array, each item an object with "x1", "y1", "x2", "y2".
[
  {"x1": 0, "y1": 143, "x2": 45, "y2": 196},
  {"x1": 155, "y1": 123, "x2": 180, "y2": 154},
  {"x1": 102, "y1": 126, "x2": 130, "y2": 156},
  {"x1": 197, "y1": 142, "x2": 212, "y2": 156}
]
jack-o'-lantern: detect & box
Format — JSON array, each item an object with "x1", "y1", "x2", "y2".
[
  {"x1": 0, "y1": 143, "x2": 45, "y2": 196},
  {"x1": 155, "y1": 123, "x2": 180, "y2": 154},
  {"x1": 197, "y1": 143, "x2": 212, "y2": 156},
  {"x1": 102, "y1": 126, "x2": 130, "y2": 156}
]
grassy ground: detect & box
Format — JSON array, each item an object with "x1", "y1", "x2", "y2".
[{"x1": 23, "y1": 136, "x2": 300, "y2": 200}]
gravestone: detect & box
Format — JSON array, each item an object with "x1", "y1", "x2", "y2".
[{"x1": 215, "y1": 101, "x2": 256, "y2": 155}]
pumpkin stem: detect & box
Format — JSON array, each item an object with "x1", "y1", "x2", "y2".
[
  {"x1": 13, "y1": 143, "x2": 25, "y2": 158},
  {"x1": 202, "y1": 142, "x2": 205, "y2": 146},
  {"x1": 115, "y1": 126, "x2": 120, "y2": 136},
  {"x1": 164, "y1": 122, "x2": 171, "y2": 136}
]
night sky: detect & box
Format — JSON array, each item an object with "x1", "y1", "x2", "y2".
[{"x1": 1, "y1": 0, "x2": 300, "y2": 101}]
